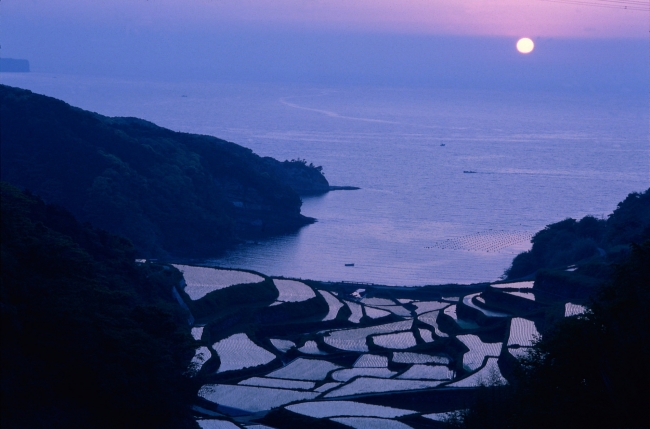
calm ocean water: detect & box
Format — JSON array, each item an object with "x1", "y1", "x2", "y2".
[{"x1": 2, "y1": 73, "x2": 648, "y2": 285}]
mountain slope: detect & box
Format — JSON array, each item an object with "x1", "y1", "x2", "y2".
[
  {"x1": 0, "y1": 84, "x2": 329, "y2": 257},
  {"x1": 0, "y1": 182, "x2": 198, "y2": 429}
]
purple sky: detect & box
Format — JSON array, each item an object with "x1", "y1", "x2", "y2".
[
  {"x1": 1, "y1": 1, "x2": 647, "y2": 91},
  {"x1": 3, "y1": 0, "x2": 647, "y2": 38}
]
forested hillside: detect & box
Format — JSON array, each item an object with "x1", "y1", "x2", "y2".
[
  {"x1": 505, "y1": 188, "x2": 650, "y2": 279},
  {"x1": 0, "y1": 85, "x2": 329, "y2": 257},
  {"x1": 454, "y1": 241, "x2": 649, "y2": 429},
  {"x1": 454, "y1": 189, "x2": 650, "y2": 429},
  {"x1": 0, "y1": 182, "x2": 198, "y2": 428}
]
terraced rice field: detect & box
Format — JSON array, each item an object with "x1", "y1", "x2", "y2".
[
  {"x1": 198, "y1": 384, "x2": 318, "y2": 413},
  {"x1": 361, "y1": 298, "x2": 395, "y2": 306},
  {"x1": 285, "y1": 401, "x2": 416, "y2": 418},
  {"x1": 423, "y1": 411, "x2": 462, "y2": 422},
  {"x1": 331, "y1": 417, "x2": 415, "y2": 429},
  {"x1": 314, "y1": 382, "x2": 341, "y2": 393},
  {"x1": 197, "y1": 419, "x2": 241, "y2": 429},
  {"x1": 418, "y1": 311, "x2": 448, "y2": 337},
  {"x1": 354, "y1": 354, "x2": 389, "y2": 368},
  {"x1": 448, "y1": 358, "x2": 507, "y2": 387},
  {"x1": 323, "y1": 320, "x2": 413, "y2": 352},
  {"x1": 270, "y1": 339, "x2": 295, "y2": 353},
  {"x1": 456, "y1": 335, "x2": 502, "y2": 371},
  {"x1": 345, "y1": 300, "x2": 363, "y2": 323},
  {"x1": 323, "y1": 336, "x2": 369, "y2": 352},
  {"x1": 443, "y1": 305, "x2": 458, "y2": 319},
  {"x1": 191, "y1": 346, "x2": 211, "y2": 372},
  {"x1": 213, "y1": 333, "x2": 276, "y2": 373},
  {"x1": 508, "y1": 347, "x2": 531, "y2": 359},
  {"x1": 463, "y1": 293, "x2": 509, "y2": 318},
  {"x1": 332, "y1": 368, "x2": 397, "y2": 382},
  {"x1": 297, "y1": 341, "x2": 326, "y2": 355},
  {"x1": 175, "y1": 265, "x2": 579, "y2": 427},
  {"x1": 365, "y1": 306, "x2": 391, "y2": 319},
  {"x1": 238, "y1": 377, "x2": 315, "y2": 390},
  {"x1": 397, "y1": 365, "x2": 454, "y2": 380},
  {"x1": 507, "y1": 318, "x2": 540, "y2": 347},
  {"x1": 267, "y1": 358, "x2": 341, "y2": 380},
  {"x1": 368, "y1": 305, "x2": 411, "y2": 317},
  {"x1": 419, "y1": 328, "x2": 434, "y2": 343},
  {"x1": 506, "y1": 291, "x2": 535, "y2": 301},
  {"x1": 565, "y1": 302, "x2": 588, "y2": 317},
  {"x1": 392, "y1": 352, "x2": 450, "y2": 364},
  {"x1": 325, "y1": 378, "x2": 442, "y2": 397},
  {"x1": 172, "y1": 265, "x2": 264, "y2": 300},
  {"x1": 372, "y1": 332, "x2": 417, "y2": 349},
  {"x1": 318, "y1": 290, "x2": 345, "y2": 321},
  {"x1": 412, "y1": 301, "x2": 449, "y2": 314},
  {"x1": 444, "y1": 305, "x2": 479, "y2": 329},
  {"x1": 273, "y1": 279, "x2": 316, "y2": 302},
  {"x1": 491, "y1": 281, "x2": 534, "y2": 289},
  {"x1": 192, "y1": 326, "x2": 204, "y2": 341}
]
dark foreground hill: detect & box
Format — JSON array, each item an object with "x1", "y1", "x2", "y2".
[
  {"x1": 0, "y1": 182, "x2": 199, "y2": 429},
  {"x1": 505, "y1": 188, "x2": 650, "y2": 280},
  {"x1": 0, "y1": 84, "x2": 330, "y2": 258},
  {"x1": 452, "y1": 190, "x2": 650, "y2": 429},
  {"x1": 452, "y1": 243, "x2": 650, "y2": 429}
]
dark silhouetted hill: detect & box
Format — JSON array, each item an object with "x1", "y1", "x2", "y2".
[
  {"x1": 451, "y1": 240, "x2": 650, "y2": 429},
  {"x1": 505, "y1": 188, "x2": 650, "y2": 280},
  {"x1": 0, "y1": 84, "x2": 329, "y2": 257}
]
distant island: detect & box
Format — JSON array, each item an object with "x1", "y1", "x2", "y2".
[
  {"x1": 0, "y1": 85, "x2": 357, "y2": 258},
  {"x1": 0, "y1": 58, "x2": 30, "y2": 72}
]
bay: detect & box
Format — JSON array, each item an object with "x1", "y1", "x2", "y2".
[{"x1": 2, "y1": 73, "x2": 647, "y2": 285}]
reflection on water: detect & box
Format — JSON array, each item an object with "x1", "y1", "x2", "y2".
[
  {"x1": 206, "y1": 192, "x2": 541, "y2": 285},
  {"x1": 3, "y1": 74, "x2": 647, "y2": 285}
]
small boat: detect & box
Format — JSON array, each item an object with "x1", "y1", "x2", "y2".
[
  {"x1": 440, "y1": 143, "x2": 446, "y2": 146},
  {"x1": 345, "y1": 263, "x2": 355, "y2": 267},
  {"x1": 463, "y1": 170, "x2": 477, "y2": 174}
]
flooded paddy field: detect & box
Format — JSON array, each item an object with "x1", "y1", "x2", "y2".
[{"x1": 166, "y1": 264, "x2": 587, "y2": 428}]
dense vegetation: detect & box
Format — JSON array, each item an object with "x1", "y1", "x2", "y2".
[
  {"x1": 454, "y1": 240, "x2": 649, "y2": 429},
  {"x1": 0, "y1": 84, "x2": 329, "y2": 258},
  {"x1": 455, "y1": 189, "x2": 650, "y2": 429},
  {"x1": 0, "y1": 182, "x2": 198, "y2": 429},
  {"x1": 505, "y1": 188, "x2": 650, "y2": 279}
]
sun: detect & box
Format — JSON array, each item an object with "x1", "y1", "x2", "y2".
[{"x1": 516, "y1": 38, "x2": 534, "y2": 54}]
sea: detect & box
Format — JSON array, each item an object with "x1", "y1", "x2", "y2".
[{"x1": 2, "y1": 73, "x2": 648, "y2": 286}]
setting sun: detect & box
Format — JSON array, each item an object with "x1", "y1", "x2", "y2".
[{"x1": 516, "y1": 37, "x2": 535, "y2": 54}]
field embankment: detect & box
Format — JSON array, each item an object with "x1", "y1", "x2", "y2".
[{"x1": 0, "y1": 84, "x2": 331, "y2": 258}]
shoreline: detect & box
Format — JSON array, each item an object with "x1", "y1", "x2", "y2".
[{"x1": 166, "y1": 260, "x2": 493, "y2": 295}]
